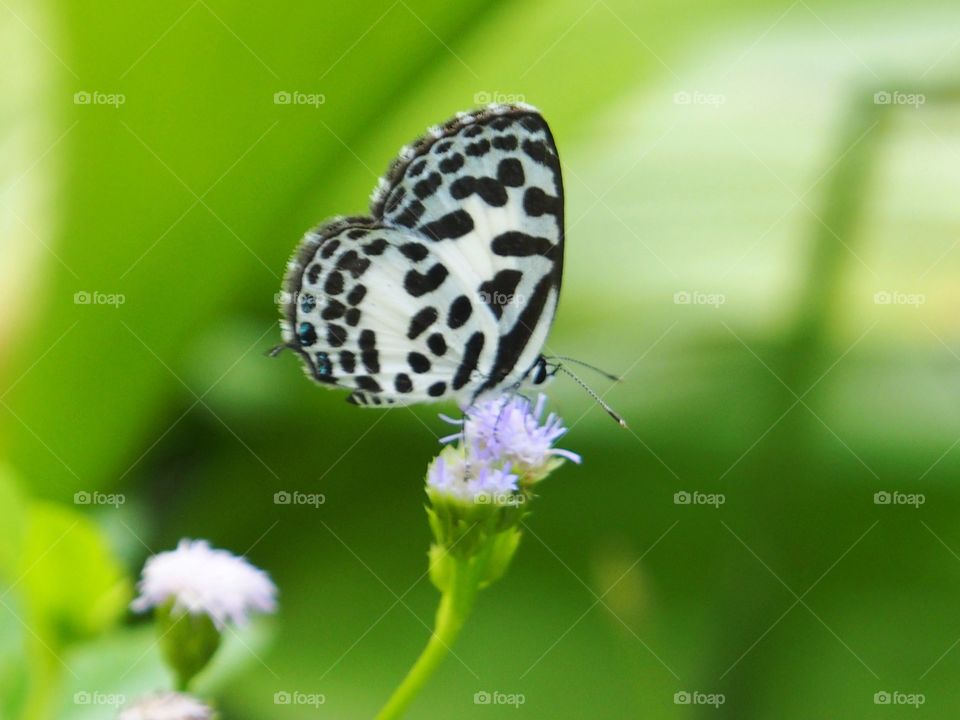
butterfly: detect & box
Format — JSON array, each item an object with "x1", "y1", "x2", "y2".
[{"x1": 276, "y1": 103, "x2": 565, "y2": 409}]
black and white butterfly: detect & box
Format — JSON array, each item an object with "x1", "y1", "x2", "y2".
[{"x1": 277, "y1": 103, "x2": 566, "y2": 409}]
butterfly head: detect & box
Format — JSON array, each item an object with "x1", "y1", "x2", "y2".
[{"x1": 526, "y1": 355, "x2": 556, "y2": 388}]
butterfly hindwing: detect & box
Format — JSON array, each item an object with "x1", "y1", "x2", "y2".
[
  {"x1": 280, "y1": 104, "x2": 564, "y2": 406},
  {"x1": 282, "y1": 220, "x2": 499, "y2": 404}
]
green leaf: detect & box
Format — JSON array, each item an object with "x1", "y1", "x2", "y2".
[{"x1": 19, "y1": 502, "x2": 130, "y2": 647}]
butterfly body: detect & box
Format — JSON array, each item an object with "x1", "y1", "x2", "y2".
[{"x1": 279, "y1": 103, "x2": 564, "y2": 408}]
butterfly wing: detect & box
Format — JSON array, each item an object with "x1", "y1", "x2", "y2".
[
  {"x1": 280, "y1": 104, "x2": 564, "y2": 406},
  {"x1": 281, "y1": 218, "x2": 500, "y2": 405}
]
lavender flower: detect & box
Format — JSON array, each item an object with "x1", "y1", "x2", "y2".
[
  {"x1": 119, "y1": 691, "x2": 213, "y2": 720},
  {"x1": 131, "y1": 539, "x2": 277, "y2": 629},
  {"x1": 443, "y1": 394, "x2": 581, "y2": 481},
  {"x1": 427, "y1": 447, "x2": 519, "y2": 505}
]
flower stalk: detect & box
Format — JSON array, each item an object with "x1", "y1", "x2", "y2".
[{"x1": 375, "y1": 393, "x2": 578, "y2": 719}]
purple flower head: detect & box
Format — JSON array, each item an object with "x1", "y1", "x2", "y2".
[
  {"x1": 427, "y1": 447, "x2": 520, "y2": 505},
  {"x1": 443, "y1": 394, "x2": 581, "y2": 479}
]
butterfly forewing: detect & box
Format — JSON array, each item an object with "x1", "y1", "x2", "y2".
[{"x1": 280, "y1": 104, "x2": 564, "y2": 406}]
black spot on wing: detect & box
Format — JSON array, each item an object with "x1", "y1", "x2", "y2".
[
  {"x1": 321, "y1": 299, "x2": 346, "y2": 320},
  {"x1": 404, "y1": 263, "x2": 448, "y2": 297},
  {"x1": 408, "y1": 159, "x2": 427, "y2": 177},
  {"x1": 447, "y1": 295, "x2": 472, "y2": 329},
  {"x1": 394, "y1": 200, "x2": 425, "y2": 228},
  {"x1": 523, "y1": 187, "x2": 562, "y2": 222},
  {"x1": 339, "y1": 350, "x2": 356, "y2": 373},
  {"x1": 492, "y1": 135, "x2": 518, "y2": 151},
  {"x1": 407, "y1": 306, "x2": 438, "y2": 339},
  {"x1": 466, "y1": 139, "x2": 491, "y2": 157},
  {"x1": 359, "y1": 329, "x2": 376, "y2": 350},
  {"x1": 327, "y1": 323, "x2": 347, "y2": 347},
  {"x1": 478, "y1": 269, "x2": 523, "y2": 319},
  {"x1": 427, "y1": 381, "x2": 447, "y2": 397},
  {"x1": 346, "y1": 285, "x2": 367, "y2": 305},
  {"x1": 408, "y1": 352, "x2": 431, "y2": 374},
  {"x1": 325, "y1": 271, "x2": 344, "y2": 295},
  {"x1": 452, "y1": 332, "x2": 484, "y2": 391},
  {"x1": 414, "y1": 172, "x2": 442, "y2": 200},
  {"x1": 427, "y1": 332, "x2": 447, "y2": 356},
  {"x1": 320, "y1": 239, "x2": 340, "y2": 259},
  {"x1": 491, "y1": 231, "x2": 556, "y2": 258},
  {"x1": 306, "y1": 264, "x2": 322, "y2": 284},
  {"x1": 336, "y1": 250, "x2": 370, "y2": 279},
  {"x1": 361, "y1": 349, "x2": 379, "y2": 374},
  {"x1": 419, "y1": 210, "x2": 474, "y2": 241},
  {"x1": 355, "y1": 376, "x2": 381, "y2": 392},
  {"x1": 497, "y1": 158, "x2": 525, "y2": 187},
  {"x1": 362, "y1": 238, "x2": 388, "y2": 256},
  {"x1": 439, "y1": 153, "x2": 464, "y2": 173},
  {"x1": 394, "y1": 373, "x2": 413, "y2": 393},
  {"x1": 400, "y1": 242, "x2": 428, "y2": 262}
]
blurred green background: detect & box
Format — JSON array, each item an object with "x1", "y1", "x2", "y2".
[{"x1": 2, "y1": 0, "x2": 960, "y2": 717}]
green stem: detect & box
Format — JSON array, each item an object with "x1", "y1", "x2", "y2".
[{"x1": 375, "y1": 557, "x2": 479, "y2": 720}]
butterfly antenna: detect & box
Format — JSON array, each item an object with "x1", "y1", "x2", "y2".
[
  {"x1": 547, "y1": 356, "x2": 623, "y2": 383},
  {"x1": 554, "y1": 364, "x2": 628, "y2": 428}
]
